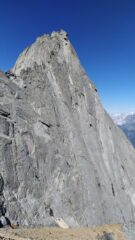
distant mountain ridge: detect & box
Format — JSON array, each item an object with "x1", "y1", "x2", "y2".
[{"x1": 110, "y1": 112, "x2": 135, "y2": 147}]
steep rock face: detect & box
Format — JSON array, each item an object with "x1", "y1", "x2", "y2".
[{"x1": 1, "y1": 30, "x2": 135, "y2": 227}]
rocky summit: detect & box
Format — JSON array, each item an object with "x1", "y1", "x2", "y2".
[{"x1": 0, "y1": 30, "x2": 135, "y2": 228}]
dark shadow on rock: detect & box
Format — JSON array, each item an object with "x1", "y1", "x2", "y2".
[
  {"x1": 96, "y1": 231, "x2": 114, "y2": 240},
  {"x1": 0, "y1": 174, "x2": 4, "y2": 195}
]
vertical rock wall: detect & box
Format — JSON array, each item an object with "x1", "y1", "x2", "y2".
[{"x1": 0, "y1": 31, "x2": 135, "y2": 227}]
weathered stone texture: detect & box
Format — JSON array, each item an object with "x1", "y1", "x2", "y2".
[{"x1": 0, "y1": 30, "x2": 135, "y2": 227}]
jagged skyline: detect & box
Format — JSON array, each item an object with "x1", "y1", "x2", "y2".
[{"x1": 0, "y1": 0, "x2": 135, "y2": 112}]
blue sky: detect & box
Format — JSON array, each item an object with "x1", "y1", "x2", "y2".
[{"x1": 0, "y1": 0, "x2": 135, "y2": 113}]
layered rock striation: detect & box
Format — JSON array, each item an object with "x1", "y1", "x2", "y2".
[{"x1": 0, "y1": 30, "x2": 135, "y2": 227}]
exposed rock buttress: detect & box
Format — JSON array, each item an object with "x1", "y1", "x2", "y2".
[{"x1": 0, "y1": 30, "x2": 135, "y2": 227}]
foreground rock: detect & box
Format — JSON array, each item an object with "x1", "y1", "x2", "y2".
[
  {"x1": 0, "y1": 30, "x2": 135, "y2": 227},
  {"x1": 0, "y1": 224, "x2": 125, "y2": 240}
]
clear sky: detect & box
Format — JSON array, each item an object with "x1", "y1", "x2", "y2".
[{"x1": 0, "y1": 0, "x2": 135, "y2": 113}]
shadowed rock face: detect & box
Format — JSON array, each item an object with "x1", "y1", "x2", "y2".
[{"x1": 1, "y1": 30, "x2": 135, "y2": 227}]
